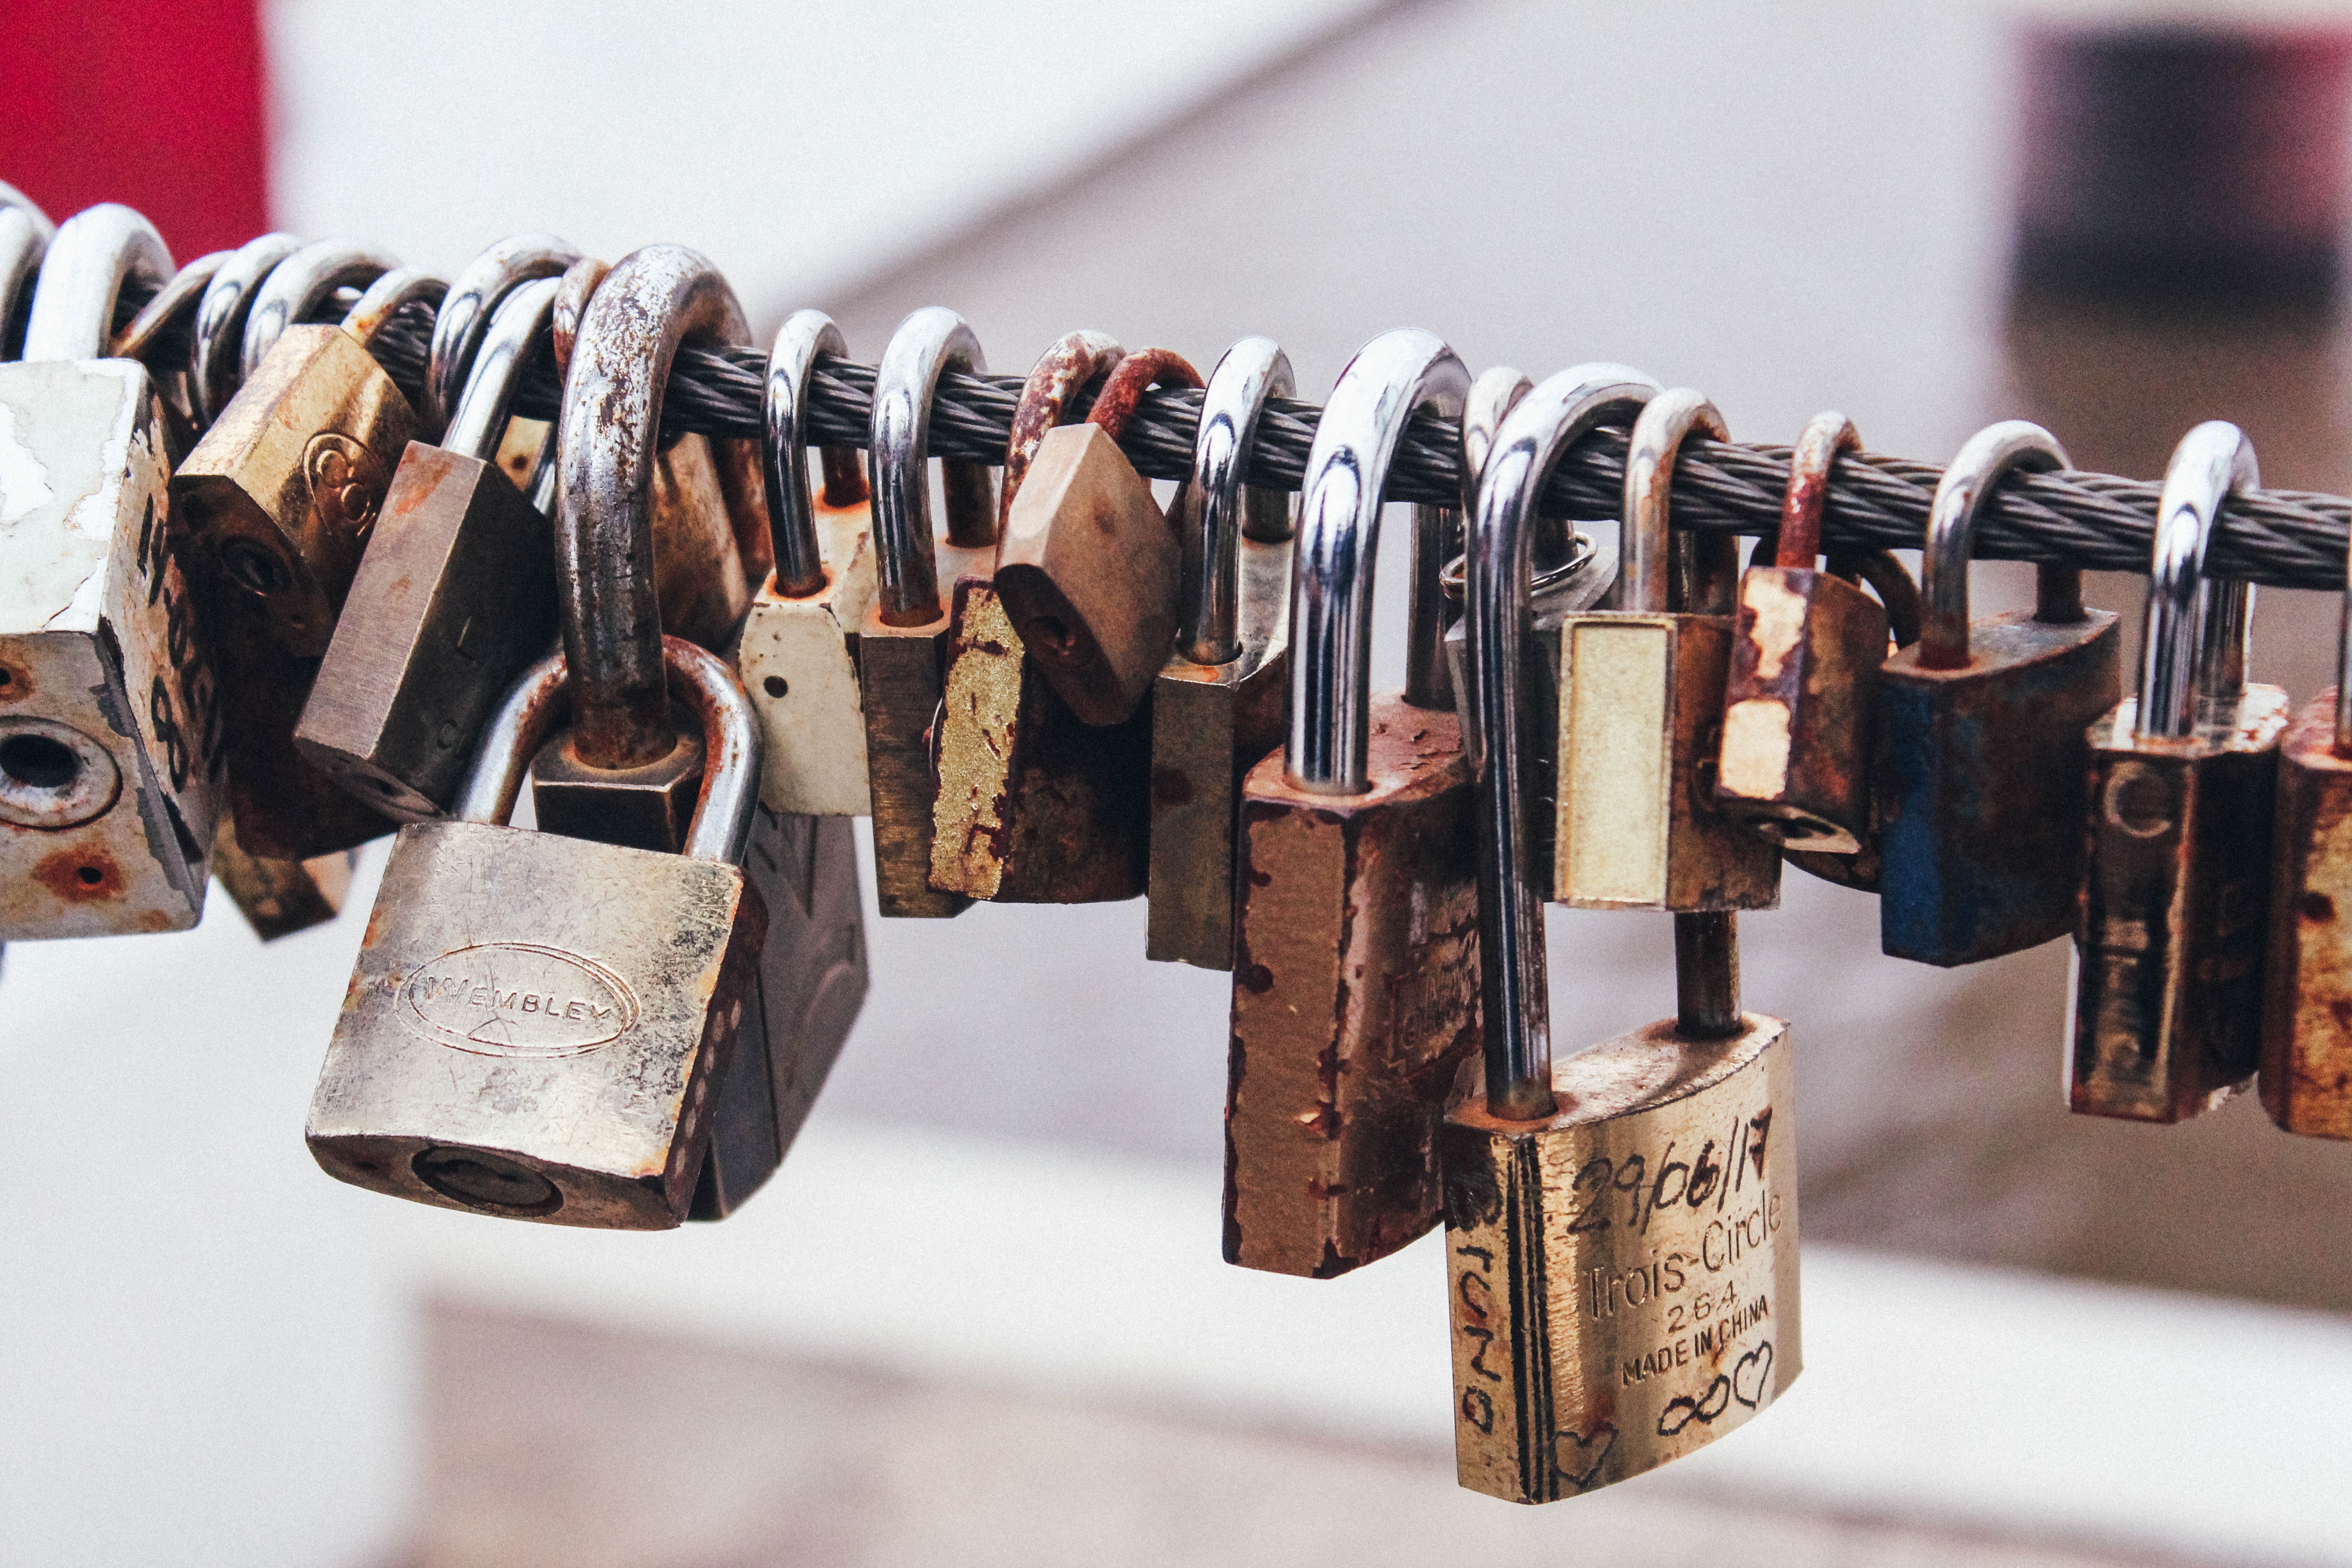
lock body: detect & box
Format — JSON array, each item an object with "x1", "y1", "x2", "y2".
[
  {"x1": 1878, "y1": 611, "x2": 2121, "y2": 965},
  {"x1": 1227, "y1": 696, "x2": 1481, "y2": 1276},
  {"x1": 735, "y1": 489, "x2": 878, "y2": 815},
  {"x1": 308, "y1": 816, "x2": 768, "y2": 1229},
  {"x1": 1716, "y1": 566, "x2": 1886, "y2": 855},
  {"x1": 992, "y1": 422, "x2": 1179, "y2": 728},
  {"x1": 648, "y1": 432, "x2": 755, "y2": 652},
  {"x1": 2071, "y1": 686, "x2": 2289, "y2": 1122},
  {"x1": 0, "y1": 361, "x2": 222, "y2": 936},
  {"x1": 1147, "y1": 532, "x2": 1289, "y2": 968},
  {"x1": 1440, "y1": 1013, "x2": 1800, "y2": 1504},
  {"x1": 295, "y1": 442, "x2": 557, "y2": 819},
  {"x1": 2261, "y1": 692, "x2": 2352, "y2": 1137},
  {"x1": 1556, "y1": 611, "x2": 1779, "y2": 912},
  {"x1": 859, "y1": 536, "x2": 991, "y2": 917}
]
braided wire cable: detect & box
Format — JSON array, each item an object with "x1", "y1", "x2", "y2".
[{"x1": 361, "y1": 323, "x2": 2352, "y2": 592}]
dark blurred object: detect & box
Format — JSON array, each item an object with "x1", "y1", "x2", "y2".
[
  {"x1": 0, "y1": 0, "x2": 268, "y2": 258},
  {"x1": 2016, "y1": 25, "x2": 2352, "y2": 306}
]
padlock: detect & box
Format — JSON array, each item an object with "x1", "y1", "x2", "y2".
[
  {"x1": 207, "y1": 811, "x2": 355, "y2": 942},
  {"x1": 1225, "y1": 328, "x2": 1481, "y2": 1278},
  {"x1": 1449, "y1": 402, "x2": 1800, "y2": 1499},
  {"x1": 172, "y1": 255, "x2": 446, "y2": 861},
  {"x1": 2262, "y1": 583, "x2": 2352, "y2": 1138},
  {"x1": 421, "y1": 231, "x2": 580, "y2": 439},
  {"x1": 306, "y1": 635, "x2": 768, "y2": 1229},
  {"x1": 1146, "y1": 337, "x2": 1295, "y2": 969},
  {"x1": 0, "y1": 203, "x2": 225, "y2": 938},
  {"x1": 1877, "y1": 421, "x2": 2122, "y2": 965},
  {"x1": 2071, "y1": 421, "x2": 2288, "y2": 1122},
  {"x1": 1714, "y1": 412, "x2": 1889, "y2": 854},
  {"x1": 295, "y1": 273, "x2": 567, "y2": 820},
  {"x1": 734, "y1": 309, "x2": 879, "y2": 816},
  {"x1": 0, "y1": 185, "x2": 53, "y2": 357},
  {"x1": 859, "y1": 306, "x2": 998, "y2": 918},
  {"x1": 1556, "y1": 383, "x2": 1781, "y2": 913},
  {"x1": 930, "y1": 338, "x2": 1172, "y2": 904}
]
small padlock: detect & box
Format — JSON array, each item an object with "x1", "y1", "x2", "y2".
[
  {"x1": 1556, "y1": 383, "x2": 1781, "y2": 913},
  {"x1": 734, "y1": 309, "x2": 879, "y2": 817},
  {"x1": 2261, "y1": 571, "x2": 2352, "y2": 1138},
  {"x1": 1877, "y1": 422, "x2": 2122, "y2": 965},
  {"x1": 1146, "y1": 337, "x2": 1295, "y2": 969},
  {"x1": 929, "y1": 338, "x2": 1169, "y2": 904},
  {"x1": 858, "y1": 306, "x2": 998, "y2": 918},
  {"x1": 295, "y1": 271, "x2": 567, "y2": 819},
  {"x1": 2072, "y1": 420, "x2": 2288, "y2": 1123},
  {"x1": 1714, "y1": 413, "x2": 1889, "y2": 854},
  {"x1": 307, "y1": 636, "x2": 769, "y2": 1229},
  {"x1": 1225, "y1": 329, "x2": 1481, "y2": 1278},
  {"x1": 1448, "y1": 408, "x2": 1800, "y2": 1498},
  {"x1": 0, "y1": 203, "x2": 225, "y2": 938}
]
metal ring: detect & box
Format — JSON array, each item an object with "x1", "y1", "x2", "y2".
[
  {"x1": 340, "y1": 267, "x2": 448, "y2": 349},
  {"x1": 445, "y1": 275, "x2": 563, "y2": 466},
  {"x1": 1622, "y1": 388, "x2": 1729, "y2": 615},
  {"x1": 764, "y1": 309, "x2": 850, "y2": 598},
  {"x1": 241, "y1": 238, "x2": 396, "y2": 377},
  {"x1": 426, "y1": 233, "x2": 581, "y2": 438},
  {"x1": 109, "y1": 250, "x2": 225, "y2": 365},
  {"x1": 2142, "y1": 420, "x2": 2259, "y2": 740},
  {"x1": 22, "y1": 204, "x2": 172, "y2": 362},
  {"x1": 191, "y1": 232, "x2": 301, "y2": 423},
  {"x1": 1185, "y1": 337, "x2": 1294, "y2": 666},
  {"x1": 1920, "y1": 421, "x2": 2069, "y2": 671},
  {"x1": 869, "y1": 306, "x2": 989, "y2": 625}
]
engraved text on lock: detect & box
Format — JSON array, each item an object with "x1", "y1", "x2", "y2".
[{"x1": 401, "y1": 942, "x2": 640, "y2": 1058}]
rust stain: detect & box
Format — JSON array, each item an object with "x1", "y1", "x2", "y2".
[
  {"x1": 33, "y1": 844, "x2": 125, "y2": 903},
  {"x1": 0, "y1": 658, "x2": 33, "y2": 704}
]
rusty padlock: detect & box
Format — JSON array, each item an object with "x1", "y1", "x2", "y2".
[
  {"x1": 930, "y1": 337, "x2": 1171, "y2": 904},
  {"x1": 1877, "y1": 421, "x2": 2122, "y2": 965},
  {"x1": 307, "y1": 636, "x2": 768, "y2": 1229},
  {"x1": 0, "y1": 203, "x2": 225, "y2": 938},
  {"x1": 1714, "y1": 413, "x2": 1889, "y2": 855},
  {"x1": 296, "y1": 273, "x2": 567, "y2": 819},
  {"x1": 2072, "y1": 420, "x2": 2288, "y2": 1123},
  {"x1": 1146, "y1": 337, "x2": 1295, "y2": 969},
  {"x1": 858, "y1": 306, "x2": 997, "y2": 918},
  {"x1": 735, "y1": 309, "x2": 879, "y2": 817},
  {"x1": 1225, "y1": 328, "x2": 1481, "y2": 1278},
  {"x1": 1556, "y1": 382, "x2": 1782, "y2": 913}
]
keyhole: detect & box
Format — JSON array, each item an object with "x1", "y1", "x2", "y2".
[
  {"x1": 219, "y1": 538, "x2": 291, "y2": 596},
  {"x1": 764, "y1": 676, "x2": 789, "y2": 699},
  {"x1": 0, "y1": 733, "x2": 81, "y2": 791}
]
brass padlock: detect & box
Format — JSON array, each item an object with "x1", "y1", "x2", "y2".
[
  {"x1": 929, "y1": 338, "x2": 1170, "y2": 904},
  {"x1": 1226, "y1": 329, "x2": 1480, "y2": 1278},
  {"x1": 1877, "y1": 422, "x2": 2122, "y2": 965},
  {"x1": 2073, "y1": 421, "x2": 2288, "y2": 1122},
  {"x1": 735, "y1": 309, "x2": 879, "y2": 817},
  {"x1": 1557, "y1": 383, "x2": 1781, "y2": 913},
  {"x1": 307, "y1": 635, "x2": 769, "y2": 1229},
  {"x1": 1147, "y1": 336, "x2": 1295, "y2": 969},
  {"x1": 1449, "y1": 405, "x2": 1800, "y2": 1499},
  {"x1": 0, "y1": 203, "x2": 225, "y2": 938},
  {"x1": 858, "y1": 306, "x2": 997, "y2": 918},
  {"x1": 2261, "y1": 583, "x2": 2352, "y2": 1138},
  {"x1": 296, "y1": 272, "x2": 568, "y2": 819},
  {"x1": 1714, "y1": 412, "x2": 1889, "y2": 854}
]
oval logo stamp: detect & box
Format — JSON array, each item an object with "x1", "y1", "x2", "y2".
[{"x1": 401, "y1": 942, "x2": 639, "y2": 1058}]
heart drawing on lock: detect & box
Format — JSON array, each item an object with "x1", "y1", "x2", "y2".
[
  {"x1": 1551, "y1": 1423, "x2": 1617, "y2": 1492},
  {"x1": 1656, "y1": 1373, "x2": 1732, "y2": 1436},
  {"x1": 1731, "y1": 1340, "x2": 1776, "y2": 1409}
]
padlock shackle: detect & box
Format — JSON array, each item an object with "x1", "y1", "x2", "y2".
[
  {"x1": 1774, "y1": 412, "x2": 1859, "y2": 569},
  {"x1": 0, "y1": 209, "x2": 50, "y2": 362},
  {"x1": 870, "y1": 307, "x2": 996, "y2": 626},
  {"x1": 1085, "y1": 346, "x2": 1199, "y2": 444},
  {"x1": 1184, "y1": 337, "x2": 1296, "y2": 666},
  {"x1": 1919, "y1": 421, "x2": 2071, "y2": 670},
  {"x1": 1673, "y1": 911, "x2": 1742, "y2": 1038},
  {"x1": 22, "y1": 203, "x2": 173, "y2": 363},
  {"x1": 557, "y1": 244, "x2": 755, "y2": 769},
  {"x1": 1623, "y1": 388, "x2": 1730, "y2": 616},
  {"x1": 1286, "y1": 330, "x2": 1473, "y2": 795},
  {"x1": 191, "y1": 232, "x2": 301, "y2": 424},
  {"x1": 1465, "y1": 362, "x2": 1660, "y2": 1120},
  {"x1": 0, "y1": 180, "x2": 54, "y2": 241},
  {"x1": 444, "y1": 275, "x2": 562, "y2": 467},
  {"x1": 999, "y1": 329, "x2": 1125, "y2": 522},
  {"x1": 240, "y1": 237, "x2": 396, "y2": 378},
  {"x1": 341, "y1": 268, "x2": 449, "y2": 352},
  {"x1": 456, "y1": 636, "x2": 759, "y2": 867},
  {"x1": 426, "y1": 232, "x2": 581, "y2": 440},
  {"x1": 109, "y1": 250, "x2": 227, "y2": 366},
  {"x1": 550, "y1": 257, "x2": 608, "y2": 382},
  {"x1": 2140, "y1": 420, "x2": 2260, "y2": 741},
  {"x1": 764, "y1": 309, "x2": 867, "y2": 598}
]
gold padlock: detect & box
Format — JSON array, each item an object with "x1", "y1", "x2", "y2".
[
  {"x1": 2072, "y1": 420, "x2": 2287, "y2": 1123},
  {"x1": 1146, "y1": 337, "x2": 1295, "y2": 969},
  {"x1": 1556, "y1": 384, "x2": 1780, "y2": 913},
  {"x1": 858, "y1": 307, "x2": 997, "y2": 918},
  {"x1": 734, "y1": 309, "x2": 879, "y2": 817},
  {"x1": 1447, "y1": 374, "x2": 1800, "y2": 1498}
]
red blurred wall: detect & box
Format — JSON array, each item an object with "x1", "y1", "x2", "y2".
[{"x1": 0, "y1": 0, "x2": 269, "y2": 260}]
